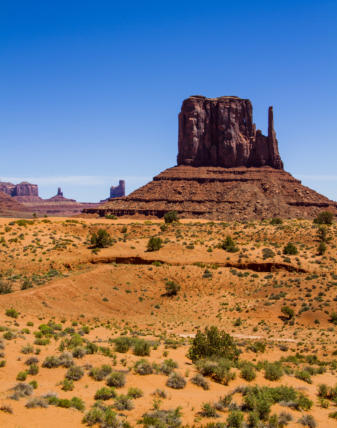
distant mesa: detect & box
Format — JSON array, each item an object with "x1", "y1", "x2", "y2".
[
  {"x1": 0, "y1": 181, "x2": 99, "y2": 217},
  {"x1": 46, "y1": 187, "x2": 76, "y2": 202},
  {"x1": 0, "y1": 181, "x2": 41, "y2": 202},
  {"x1": 85, "y1": 95, "x2": 337, "y2": 220}
]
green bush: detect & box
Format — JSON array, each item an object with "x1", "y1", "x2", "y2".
[
  {"x1": 134, "y1": 359, "x2": 153, "y2": 375},
  {"x1": 113, "y1": 394, "x2": 134, "y2": 411},
  {"x1": 221, "y1": 236, "x2": 238, "y2": 253},
  {"x1": 106, "y1": 371, "x2": 126, "y2": 387},
  {"x1": 264, "y1": 362, "x2": 283, "y2": 381},
  {"x1": 295, "y1": 370, "x2": 312, "y2": 384},
  {"x1": 127, "y1": 387, "x2": 143, "y2": 398},
  {"x1": 283, "y1": 242, "x2": 298, "y2": 255},
  {"x1": 114, "y1": 336, "x2": 132, "y2": 353},
  {"x1": 139, "y1": 408, "x2": 182, "y2": 428},
  {"x1": 94, "y1": 386, "x2": 116, "y2": 400},
  {"x1": 314, "y1": 211, "x2": 334, "y2": 225},
  {"x1": 166, "y1": 372, "x2": 186, "y2": 389},
  {"x1": 227, "y1": 410, "x2": 244, "y2": 427},
  {"x1": 147, "y1": 237, "x2": 162, "y2": 252},
  {"x1": 270, "y1": 218, "x2": 283, "y2": 225},
  {"x1": 188, "y1": 326, "x2": 239, "y2": 362},
  {"x1": 65, "y1": 365, "x2": 84, "y2": 381},
  {"x1": 281, "y1": 306, "x2": 294, "y2": 320},
  {"x1": 89, "y1": 365, "x2": 112, "y2": 381},
  {"x1": 90, "y1": 229, "x2": 113, "y2": 248},
  {"x1": 164, "y1": 211, "x2": 178, "y2": 224},
  {"x1": 200, "y1": 402, "x2": 218, "y2": 418},
  {"x1": 133, "y1": 339, "x2": 151, "y2": 356},
  {"x1": 165, "y1": 280, "x2": 181, "y2": 296},
  {"x1": 240, "y1": 364, "x2": 256, "y2": 382},
  {"x1": 5, "y1": 308, "x2": 19, "y2": 318},
  {"x1": 191, "y1": 373, "x2": 209, "y2": 390}
]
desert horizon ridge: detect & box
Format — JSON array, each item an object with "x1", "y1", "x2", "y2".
[{"x1": 0, "y1": 213, "x2": 336, "y2": 427}]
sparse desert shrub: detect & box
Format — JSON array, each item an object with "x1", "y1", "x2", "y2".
[
  {"x1": 16, "y1": 371, "x2": 27, "y2": 381},
  {"x1": 133, "y1": 339, "x2": 151, "y2": 356},
  {"x1": 164, "y1": 211, "x2": 178, "y2": 224},
  {"x1": 90, "y1": 229, "x2": 113, "y2": 248},
  {"x1": 89, "y1": 364, "x2": 112, "y2": 381},
  {"x1": 127, "y1": 387, "x2": 143, "y2": 398},
  {"x1": 188, "y1": 326, "x2": 239, "y2": 362},
  {"x1": 226, "y1": 410, "x2": 244, "y2": 427},
  {"x1": 165, "y1": 280, "x2": 181, "y2": 296},
  {"x1": 159, "y1": 358, "x2": 178, "y2": 375},
  {"x1": 295, "y1": 370, "x2": 312, "y2": 384},
  {"x1": 281, "y1": 306, "x2": 294, "y2": 320},
  {"x1": 270, "y1": 218, "x2": 283, "y2": 225},
  {"x1": 264, "y1": 362, "x2": 283, "y2": 381},
  {"x1": 166, "y1": 372, "x2": 186, "y2": 389},
  {"x1": 26, "y1": 396, "x2": 48, "y2": 408},
  {"x1": 247, "y1": 341, "x2": 266, "y2": 353},
  {"x1": 27, "y1": 364, "x2": 39, "y2": 375},
  {"x1": 140, "y1": 408, "x2": 182, "y2": 428},
  {"x1": 298, "y1": 414, "x2": 316, "y2": 427},
  {"x1": 0, "y1": 281, "x2": 12, "y2": 295},
  {"x1": 10, "y1": 383, "x2": 33, "y2": 400},
  {"x1": 329, "y1": 312, "x2": 337, "y2": 325},
  {"x1": 65, "y1": 365, "x2": 84, "y2": 381},
  {"x1": 61, "y1": 378, "x2": 74, "y2": 391},
  {"x1": 283, "y1": 242, "x2": 298, "y2": 255},
  {"x1": 94, "y1": 386, "x2": 116, "y2": 400},
  {"x1": 5, "y1": 308, "x2": 18, "y2": 318},
  {"x1": 221, "y1": 236, "x2": 238, "y2": 253},
  {"x1": 314, "y1": 211, "x2": 334, "y2": 225},
  {"x1": 134, "y1": 359, "x2": 153, "y2": 375},
  {"x1": 82, "y1": 406, "x2": 104, "y2": 426},
  {"x1": 262, "y1": 248, "x2": 275, "y2": 259},
  {"x1": 114, "y1": 337, "x2": 132, "y2": 353},
  {"x1": 147, "y1": 236, "x2": 162, "y2": 252},
  {"x1": 106, "y1": 371, "x2": 126, "y2": 387},
  {"x1": 200, "y1": 402, "x2": 218, "y2": 418},
  {"x1": 72, "y1": 346, "x2": 87, "y2": 359},
  {"x1": 191, "y1": 373, "x2": 209, "y2": 390},
  {"x1": 0, "y1": 404, "x2": 13, "y2": 414},
  {"x1": 240, "y1": 364, "x2": 256, "y2": 382},
  {"x1": 25, "y1": 357, "x2": 39, "y2": 366},
  {"x1": 113, "y1": 394, "x2": 134, "y2": 411},
  {"x1": 42, "y1": 355, "x2": 61, "y2": 368}
]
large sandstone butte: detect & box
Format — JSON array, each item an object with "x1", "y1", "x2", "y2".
[
  {"x1": 177, "y1": 96, "x2": 283, "y2": 169},
  {"x1": 85, "y1": 95, "x2": 337, "y2": 220}
]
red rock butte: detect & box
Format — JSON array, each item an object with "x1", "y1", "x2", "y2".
[{"x1": 85, "y1": 95, "x2": 337, "y2": 220}]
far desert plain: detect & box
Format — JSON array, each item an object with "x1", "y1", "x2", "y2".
[{"x1": 0, "y1": 96, "x2": 337, "y2": 428}]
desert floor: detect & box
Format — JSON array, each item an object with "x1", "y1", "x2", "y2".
[{"x1": 0, "y1": 216, "x2": 336, "y2": 427}]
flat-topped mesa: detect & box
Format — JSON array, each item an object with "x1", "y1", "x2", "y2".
[{"x1": 177, "y1": 95, "x2": 284, "y2": 169}]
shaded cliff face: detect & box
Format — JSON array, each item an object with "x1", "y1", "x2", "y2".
[{"x1": 177, "y1": 96, "x2": 283, "y2": 169}]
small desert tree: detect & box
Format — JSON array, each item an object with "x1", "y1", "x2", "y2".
[
  {"x1": 221, "y1": 236, "x2": 238, "y2": 253},
  {"x1": 147, "y1": 237, "x2": 162, "y2": 252},
  {"x1": 283, "y1": 242, "x2": 298, "y2": 255},
  {"x1": 281, "y1": 306, "x2": 294, "y2": 321},
  {"x1": 314, "y1": 211, "x2": 334, "y2": 225},
  {"x1": 164, "y1": 211, "x2": 179, "y2": 224},
  {"x1": 90, "y1": 229, "x2": 113, "y2": 248},
  {"x1": 188, "y1": 326, "x2": 239, "y2": 362}
]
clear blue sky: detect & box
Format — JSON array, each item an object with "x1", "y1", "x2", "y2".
[{"x1": 1, "y1": 1, "x2": 336, "y2": 202}]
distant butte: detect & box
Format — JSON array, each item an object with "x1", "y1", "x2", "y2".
[{"x1": 85, "y1": 95, "x2": 336, "y2": 220}]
